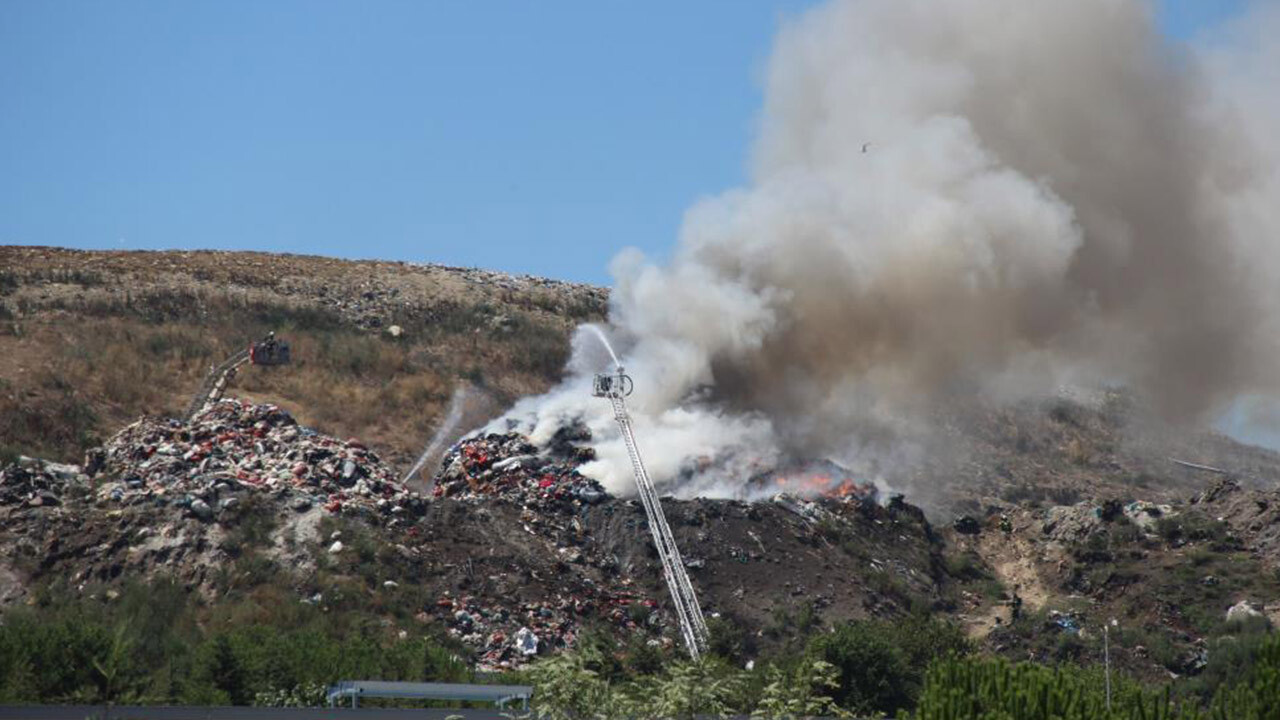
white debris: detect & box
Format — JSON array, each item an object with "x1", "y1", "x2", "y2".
[
  {"x1": 1227, "y1": 600, "x2": 1265, "y2": 624},
  {"x1": 514, "y1": 626, "x2": 539, "y2": 656},
  {"x1": 1124, "y1": 501, "x2": 1176, "y2": 532}
]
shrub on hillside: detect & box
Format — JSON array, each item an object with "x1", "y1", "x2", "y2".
[{"x1": 808, "y1": 615, "x2": 971, "y2": 716}]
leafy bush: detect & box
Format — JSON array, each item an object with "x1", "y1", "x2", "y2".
[
  {"x1": 219, "y1": 494, "x2": 280, "y2": 558},
  {"x1": 1177, "y1": 617, "x2": 1274, "y2": 705},
  {"x1": 943, "y1": 550, "x2": 991, "y2": 581},
  {"x1": 1156, "y1": 512, "x2": 1232, "y2": 548},
  {"x1": 808, "y1": 615, "x2": 970, "y2": 715},
  {"x1": 754, "y1": 659, "x2": 847, "y2": 718},
  {"x1": 617, "y1": 657, "x2": 745, "y2": 719},
  {"x1": 705, "y1": 615, "x2": 754, "y2": 665}
]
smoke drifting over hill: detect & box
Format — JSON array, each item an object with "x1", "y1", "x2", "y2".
[{"x1": 497, "y1": 0, "x2": 1280, "y2": 497}]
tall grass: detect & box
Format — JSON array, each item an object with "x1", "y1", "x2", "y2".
[{"x1": 1, "y1": 289, "x2": 589, "y2": 465}]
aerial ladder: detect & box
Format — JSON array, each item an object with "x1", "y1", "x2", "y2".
[
  {"x1": 593, "y1": 367, "x2": 710, "y2": 659},
  {"x1": 183, "y1": 332, "x2": 291, "y2": 422}
]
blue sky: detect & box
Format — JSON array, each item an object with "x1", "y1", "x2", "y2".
[{"x1": 0, "y1": 0, "x2": 1252, "y2": 285}]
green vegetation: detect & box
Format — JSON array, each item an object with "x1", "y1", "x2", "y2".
[
  {"x1": 7, "y1": 572, "x2": 1280, "y2": 719},
  {"x1": 913, "y1": 656, "x2": 1167, "y2": 719},
  {"x1": 1155, "y1": 511, "x2": 1234, "y2": 550},
  {"x1": 809, "y1": 615, "x2": 972, "y2": 715},
  {"x1": 911, "y1": 633, "x2": 1280, "y2": 720},
  {"x1": 526, "y1": 626, "x2": 1280, "y2": 719},
  {"x1": 524, "y1": 615, "x2": 970, "y2": 719},
  {"x1": 524, "y1": 645, "x2": 841, "y2": 720},
  {"x1": 0, "y1": 577, "x2": 468, "y2": 706}
]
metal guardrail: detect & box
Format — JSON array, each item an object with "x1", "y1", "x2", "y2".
[
  {"x1": 0, "y1": 707, "x2": 519, "y2": 720},
  {"x1": 0, "y1": 710, "x2": 856, "y2": 720},
  {"x1": 325, "y1": 681, "x2": 532, "y2": 710}
]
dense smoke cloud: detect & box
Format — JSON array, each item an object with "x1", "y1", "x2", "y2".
[{"x1": 496, "y1": 0, "x2": 1280, "y2": 497}]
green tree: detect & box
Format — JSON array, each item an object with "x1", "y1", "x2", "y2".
[
  {"x1": 753, "y1": 659, "x2": 847, "y2": 719},
  {"x1": 208, "y1": 635, "x2": 250, "y2": 705},
  {"x1": 810, "y1": 615, "x2": 970, "y2": 716},
  {"x1": 619, "y1": 656, "x2": 744, "y2": 720},
  {"x1": 87, "y1": 622, "x2": 143, "y2": 703},
  {"x1": 810, "y1": 621, "x2": 914, "y2": 714},
  {"x1": 527, "y1": 646, "x2": 614, "y2": 720}
]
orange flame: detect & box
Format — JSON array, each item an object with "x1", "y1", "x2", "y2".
[{"x1": 773, "y1": 473, "x2": 877, "y2": 500}]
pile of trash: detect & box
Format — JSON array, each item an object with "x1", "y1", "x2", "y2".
[
  {"x1": 1042, "y1": 499, "x2": 1178, "y2": 543},
  {"x1": 423, "y1": 427, "x2": 703, "y2": 668},
  {"x1": 433, "y1": 432, "x2": 608, "y2": 508},
  {"x1": 1047, "y1": 609, "x2": 1083, "y2": 635},
  {"x1": 1122, "y1": 500, "x2": 1176, "y2": 532},
  {"x1": 89, "y1": 399, "x2": 425, "y2": 521},
  {"x1": 0, "y1": 458, "x2": 84, "y2": 507},
  {"x1": 433, "y1": 581, "x2": 661, "y2": 670}
]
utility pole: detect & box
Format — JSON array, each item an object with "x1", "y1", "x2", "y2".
[
  {"x1": 593, "y1": 367, "x2": 709, "y2": 659},
  {"x1": 1105, "y1": 618, "x2": 1117, "y2": 711}
]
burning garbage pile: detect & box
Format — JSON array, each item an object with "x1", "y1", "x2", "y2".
[
  {"x1": 767, "y1": 474, "x2": 879, "y2": 503},
  {"x1": 743, "y1": 459, "x2": 882, "y2": 504},
  {"x1": 436, "y1": 419, "x2": 885, "y2": 511},
  {"x1": 87, "y1": 399, "x2": 425, "y2": 521},
  {"x1": 432, "y1": 426, "x2": 608, "y2": 507}
]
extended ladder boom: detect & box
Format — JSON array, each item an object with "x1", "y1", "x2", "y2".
[
  {"x1": 183, "y1": 332, "x2": 291, "y2": 422},
  {"x1": 184, "y1": 348, "x2": 251, "y2": 422},
  {"x1": 594, "y1": 369, "x2": 709, "y2": 658}
]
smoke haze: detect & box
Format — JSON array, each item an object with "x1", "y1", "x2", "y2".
[{"x1": 496, "y1": 0, "x2": 1280, "y2": 497}]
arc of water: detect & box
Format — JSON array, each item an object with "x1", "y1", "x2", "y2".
[
  {"x1": 585, "y1": 324, "x2": 621, "y2": 369},
  {"x1": 402, "y1": 386, "x2": 470, "y2": 485}
]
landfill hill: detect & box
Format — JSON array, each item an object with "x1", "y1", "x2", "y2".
[
  {"x1": 4, "y1": 246, "x2": 1280, "y2": 682},
  {"x1": 4, "y1": 393, "x2": 1280, "y2": 682},
  {"x1": 0, "y1": 398, "x2": 957, "y2": 671}
]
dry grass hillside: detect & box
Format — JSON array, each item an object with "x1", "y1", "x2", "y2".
[{"x1": 0, "y1": 246, "x2": 607, "y2": 475}]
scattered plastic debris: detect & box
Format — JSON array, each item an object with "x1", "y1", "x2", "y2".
[
  {"x1": 514, "y1": 626, "x2": 539, "y2": 656},
  {"x1": 1049, "y1": 610, "x2": 1081, "y2": 634},
  {"x1": 87, "y1": 399, "x2": 426, "y2": 522},
  {"x1": 433, "y1": 430, "x2": 608, "y2": 509}
]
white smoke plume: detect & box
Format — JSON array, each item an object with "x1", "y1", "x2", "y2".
[{"x1": 495, "y1": 0, "x2": 1280, "y2": 498}]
